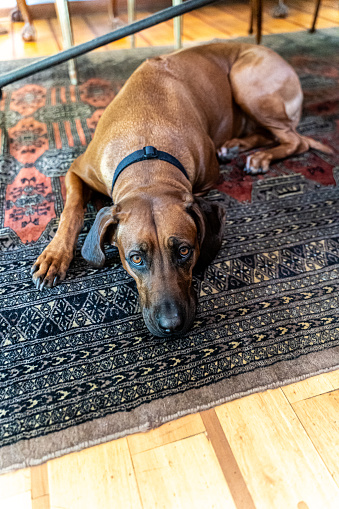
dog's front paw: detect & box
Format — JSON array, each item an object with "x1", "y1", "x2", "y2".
[{"x1": 31, "y1": 242, "x2": 73, "y2": 290}]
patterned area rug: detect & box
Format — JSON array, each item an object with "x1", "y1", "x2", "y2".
[{"x1": 1, "y1": 29, "x2": 339, "y2": 473}]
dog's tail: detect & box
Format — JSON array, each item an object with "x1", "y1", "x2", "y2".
[{"x1": 301, "y1": 135, "x2": 334, "y2": 155}]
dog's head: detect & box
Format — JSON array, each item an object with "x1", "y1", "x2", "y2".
[{"x1": 82, "y1": 193, "x2": 225, "y2": 337}]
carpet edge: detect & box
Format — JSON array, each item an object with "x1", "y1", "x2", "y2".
[{"x1": 1, "y1": 348, "x2": 338, "y2": 474}]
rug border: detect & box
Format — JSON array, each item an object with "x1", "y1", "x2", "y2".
[{"x1": 1, "y1": 346, "x2": 338, "y2": 474}]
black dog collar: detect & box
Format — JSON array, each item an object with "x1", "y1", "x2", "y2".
[{"x1": 111, "y1": 145, "x2": 189, "y2": 194}]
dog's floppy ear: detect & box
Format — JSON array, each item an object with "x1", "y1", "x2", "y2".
[
  {"x1": 186, "y1": 195, "x2": 226, "y2": 271},
  {"x1": 81, "y1": 205, "x2": 120, "y2": 268}
]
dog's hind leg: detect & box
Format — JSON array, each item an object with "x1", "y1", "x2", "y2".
[
  {"x1": 243, "y1": 122, "x2": 332, "y2": 175},
  {"x1": 243, "y1": 123, "x2": 308, "y2": 174},
  {"x1": 31, "y1": 169, "x2": 91, "y2": 289},
  {"x1": 229, "y1": 47, "x2": 332, "y2": 174}
]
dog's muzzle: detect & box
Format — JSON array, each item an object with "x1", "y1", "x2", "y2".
[
  {"x1": 155, "y1": 300, "x2": 186, "y2": 334},
  {"x1": 142, "y1": 289, "x2": 197, "y2": 338}
]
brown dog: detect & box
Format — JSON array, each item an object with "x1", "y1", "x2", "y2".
[{"x1": 31, "y1": 42, "x2": 332, "y2": 337}]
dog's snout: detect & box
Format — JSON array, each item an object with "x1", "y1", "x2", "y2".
[
  {"x1": 142, "y1": 289, "x2": 197, "y2": 337},
  {"x1": 156, "y1": 301, "x2": 184, "y2": 334}
]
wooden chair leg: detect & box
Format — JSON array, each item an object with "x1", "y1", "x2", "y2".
[
  {"x1": 249, "y1": 0, "x2": 262, "y2": 43},
  {"x1": 173, "y1": 0, "x2": 183, "y2": 49},
  {"x1": 16, "y1": 0, "x2": 36, "y2": 41},
  {"x1": 255, "y1": 0, "x2": 262, "y2": 44},
  {"x1": 108, "y1": 0, "x2": 124, "y2": 29},
  {"x1": 310, "y1": 0, "x2": 322, "y2": 33},
  {"x1": 108, "y1": 0, "x2": 118, "y2": 21},
  {"x1": 249, "y1": 0, "x2": 254, "y2": 35},
  {"x1": 54, "y1": 0, "x2": 77, "y2": 85}
]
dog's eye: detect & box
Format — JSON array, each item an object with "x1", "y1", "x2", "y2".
[
  {"x1": 130, "y1": 254, "x2": 143, "y2": 266},
  {"x1": 178, "y1": 246, "x2": 191, "y2": 259}
]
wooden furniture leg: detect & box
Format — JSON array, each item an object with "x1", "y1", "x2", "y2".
[
  {"x1": 310, "y1": 0, "x2": 322, "y2": 33},
  {"x1": 54, "y1": 0, "x2": 78, "y2": 85},
  {"x1": 107, "y1": 0, "x2": 125, "y2": 29},
  {"x1": 255, "y1": 0, "x2": 262, "y2": 44},
  {"x1": 16, "y1": 0, "x2": 36, "y2": 41},
  {"x1": 249, "y1": 0, "x2": 263, "y2": 44},
  {"x1": 108, "y1": 0, "x2": 118, "y2": 20},
  {"x1": 249, "y1": 0, "x2": 254, "y2": 34}
]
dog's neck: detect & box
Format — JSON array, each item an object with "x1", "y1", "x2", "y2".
[
  {"x1": 112, "y1": 160, "x2": 192, "y2": 204},
  {"x1": 111, "y1": 146, "x2": 190, "y2": 195}
]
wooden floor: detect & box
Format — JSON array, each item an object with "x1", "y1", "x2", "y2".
[
  {"x1": 1, "y1": 373, "x2": 339, "y2": 508},
  {"x1": 0, "y1": 1, "x2": 339, "y2": 507},
  {"x1": 0, "y1": 0, "x2": 338, "y2": 59}
]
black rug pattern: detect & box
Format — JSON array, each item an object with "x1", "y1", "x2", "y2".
[{"x1": 1, "y1": 181, "x2": 339, "y2": 446}]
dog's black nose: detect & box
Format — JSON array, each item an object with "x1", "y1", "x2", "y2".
[
  {"x1": 158, "y1": 316, "x2": 182, "y2": 334},
  {"x1": 157, "y1": 301, "x2": 184, "y2": 334}
]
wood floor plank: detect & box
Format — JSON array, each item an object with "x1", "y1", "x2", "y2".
[
  {"x1": 0, "y1": 468, "x2": 32, "y2": 509},
  {"x1": 11, "y1": 20, "x2": 59, "y2": 60},
  {"x1": 47, "y1": 438, "x2": 142, "y2": 509},
  {"x1": 112, "y1": 12, "x2": 153, "y2": 48},
  {"x1": 0, "y1": 23, "x2": 14, "y2": 61},
  {"x1": 50, "y1": 15, "x2": 96, "y2": 51},
  {"x1": 201, "y1": 408, "x2": 256, "y2": 509},
  {"x1": 189, "y1": 8, "x2": 247, "y2": 39},
  {"x1": 0, "y1": 468, "x2": 31, "y2": 498},
  {"x1": 286, "y1": 8, "x2": 339, "y2": 31},
  {"x1": 215, "y1": 389, "x2": 339, "y2": 509},
  {"x1": 223, "y1": 1, "x2": 339, "y2": 34},
  {"x1": 32, "y1": 494, "x2": 50, "y2": 509},
  {"x1": 220, "y1": 3, "x2": 304, "y2": 35},
  {"x1": 31, "y1": 463, "x2": 50, "y2": 509},
  {"x1": 1, "y1": 491, "x2": 33, "y2": 509},
  {"x1": 81, "y1": 12, "x2": 131, "y2": 49},
  {"x1": 283, "y1": 370, "x2": 339, "y2": 403},
  {"x1": 326, "y1": 370, "x2": 339, "y2": 389},
  {"x1": 181, "y1": 12, "x2": 233, "y2": 42},
  {"x1": 292, "y1": 390, "x2": 339, "y2": 486},
  {"x1": 127, "y1": 413, "x2": 205, "y2": 456},
  {"x1": 133, "y1": 14, "x2": 177, "y2": 47},
  {"x1": 31, "y1": 464, "x2": 49, "y2": 500},
  {"x1": 82, "y1": 12, "x2": 118, "y2": 47},
  {"x1": 51, "y1": 13, "x2": 131, "y2": 52},
  {"x1": 297, "y1": 0, "x2": 339, "y2": 23},
  {"x1": 46, "y1": 19, "x2": 62, "y2": 52},
  {"x1": 131, "y1": 432, "x2": 237, "y2": 509}
]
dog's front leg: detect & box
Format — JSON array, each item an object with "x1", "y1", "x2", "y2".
[{"x1": 31, "y1": 170, "x2": 91, "y2": 289}]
